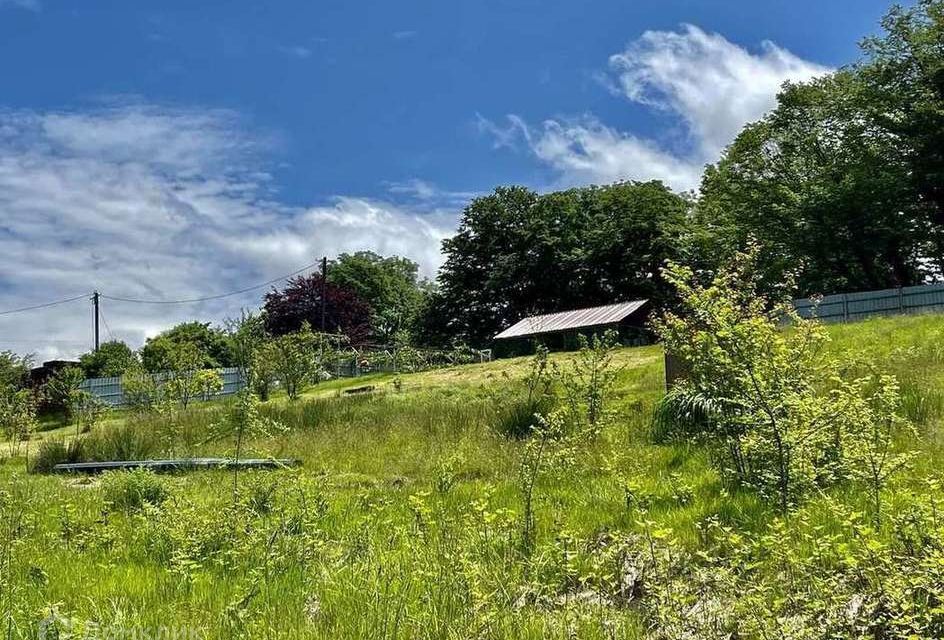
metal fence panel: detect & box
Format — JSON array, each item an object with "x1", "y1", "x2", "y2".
[
  {"x1": 78, "y1": 348, "x2": 493, "y2": 407},
  {"x1": 793, "y1": 282, "x2": 944, "y2": 324},
  {"x1": 79, "y1": 367, "x2": 246, "y2": 408}
]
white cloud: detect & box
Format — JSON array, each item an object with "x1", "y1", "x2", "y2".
[
  {"x1": 484, "y1": 25, "x2": 829, "y2": 191},
  {"x1": 383, "y1": 178, "x2": 479, "y2": 207},
  {"x1": 0, "y1": 103, "x2": 455, "y2": 361},
  {"x1": 0, "y1": 0, "x2": 40, "y2": 11},
  {"x1": 279, "y1": 45, "x2": 313, "y2": 59}
]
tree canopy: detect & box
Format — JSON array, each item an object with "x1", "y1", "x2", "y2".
[
  {"x1": 694, "y1": 0, "x2": 944, "y2": 295},
  {"x1": 0, "y1": 351, "x2": 31, "y2": 392},
  {"x1": 424, "y1": 182, "x2": 690, "y2": 346},
  {"x1": 263, "y1": 273, "x2": 371, "y2": 345},
  {"x1": 327, "y1": 251, "x2": 430, "y2": 343},
  {"x1": 79, "y1": 340, "x2": 137, "y2": 379},
  {"x1": 140, "y1": 322, "x2": 233, "y2": 373}
]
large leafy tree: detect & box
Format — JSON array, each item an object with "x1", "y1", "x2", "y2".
[
  {"x1": 426, "y1": 182, "x2": 690, "y2": 346},
  {"x1": 263, "y1": 273, "x2": 371, "y2": 345},
  {"x1": 861, "y1": 0, "x2": 944, "y2": 271},
  {"x1": 327, "y1": 251, "x2": 430, "y2": 343},
  {"x1": 694, "y1": 0, "x2": 944, "y2": 294},
  {"x1": 0, "y1": 351, "x2": 31, "y2": 392},
  {"x1": 79, "y1": 340, "x2": 138, "y2": 378},
  {"x1": 140, "y1": 322, "x2": 234, "y2": 373},
  {"x1": 696, "y1": 72, "x2": 926, "y2": 294}
]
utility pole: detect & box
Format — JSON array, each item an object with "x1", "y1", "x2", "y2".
[
  {"x1": 92, "y1": 291, "x2": 100, "y2": 351},
  {"x1": 320, "y1": 256, "x2": 328, "y2": 332}
]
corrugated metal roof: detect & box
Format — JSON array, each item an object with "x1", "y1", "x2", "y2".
[{"x1": 493, "y1": 300, "x2": 649, "y2": 340}]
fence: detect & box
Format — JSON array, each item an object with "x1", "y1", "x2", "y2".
[
  {"x1": 329, "y1": 348, "x2": 493, "y2": 377},
  {"x1": 78, "y1": 348, "x2": 494, "y2": 408},
  {"x1": 78, "y1": 367, "x2": 247, "y2": 407},
  {"x1": 793, "y1": 282, "x2": 944, "y2": 323}
]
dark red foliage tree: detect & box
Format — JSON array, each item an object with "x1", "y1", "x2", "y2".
[{"x1": 263, "y1": 274, "x2": 372, "y2": 344}]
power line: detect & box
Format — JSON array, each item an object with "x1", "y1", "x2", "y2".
[
  {"x1": 0, "y1": 338, "x2": 89, "y2": 346},
  {"x1": 98, "y1": 305, "x2": 117, "y2": 342},
  {"x1": 0, "y1": 293, "x2": 91, "y2": 317},
  {"x1": 100, "y1": 258, "x2": 322, "y2": 305},
  {"x1": 0, "y1": 255, "x2": 322, "y2": 334}
]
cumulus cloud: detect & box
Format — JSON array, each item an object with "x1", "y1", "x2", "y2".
[
  {"x1": 483, "y1": 25, "x2": 830, "y2": 191},
  {"x1": 0, "y1": 104, "x2": 455, "y2": 361}
]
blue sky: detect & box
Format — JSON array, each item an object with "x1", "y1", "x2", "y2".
[{"x1": 0, "y1": 0, "x2": 909, "y2": 358}]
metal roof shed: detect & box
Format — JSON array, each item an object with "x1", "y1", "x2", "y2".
[{"x1": 492, "y1": 300, "x2": 650, "y2": 355}]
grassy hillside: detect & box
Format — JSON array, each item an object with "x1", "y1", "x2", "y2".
[{"x1": 3, "y1": 314, "x2": 944, "y2": 638}]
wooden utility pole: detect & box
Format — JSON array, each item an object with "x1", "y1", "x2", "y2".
[
  {"x1": 320, "y1": 256, "x2": 328, "y2": 332},
  {"x1": 92, "y1": 291, "x2": 100, "y2": 351}
]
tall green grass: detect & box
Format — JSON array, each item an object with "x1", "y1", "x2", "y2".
[{"x1": 2, "y1": 313, "x2": 943, "y2": 638}]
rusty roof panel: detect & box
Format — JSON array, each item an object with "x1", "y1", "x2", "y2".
[{"x1": 493, "y1": 300, "x2": 648, "y2": 340}]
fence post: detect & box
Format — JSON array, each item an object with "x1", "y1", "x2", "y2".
[
  {"x1": 898, "y1": 286, "x2": 904, "y2": 313},
  {"x1": 843, "y1": 294, "x2": 849, "y2": 322}
]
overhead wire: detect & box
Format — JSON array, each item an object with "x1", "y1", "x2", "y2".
[
  {"x1": 98, "y1": 305, "x2": 117, "y2": 342},
  {"x1": 98, "y1": 258, "x2": 322, "y2": 305},
  {"x1": 0, "y1": 257, "x2": 323, "y2": 317},
  {"x1": 0, "y1": 293, "x2": 91, "y2": 317}
]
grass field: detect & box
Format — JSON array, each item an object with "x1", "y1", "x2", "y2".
[{"x1": 3, "y1": 314, "x2": 944, "y2": 638}]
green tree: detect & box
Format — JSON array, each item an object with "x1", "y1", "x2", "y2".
[
  {"x1": 161, "y1": 342, "x2": 205, "y2": 409},
  {"x1": 861, "y1": 0, "x2": 944, "y2": 271},
  {"x1": 122, "y1": 364, "x2": 159, "y2": 414},
  {"x1": 654, "y1": 247, "x2": 911, "y2": 513},
  {"x1": 140, "y1": 322, "x2": 233, "y2": 373},
  {"x1": 258, "y1": 323, "x2": 328, "y2": 400},
  {"x1": 696, "y1": 72, "x2": 927, "y2": 294},
  {"x1": 78, "y1": 341, "x2": 137, "y2": 379},
  {"x1": 0, "y1": 351, "x2": 31, "y2": 392},
  {"x1": 328, "y1": 251, "x2": 430, "y2": 344},
  {"x1": 43, "y1": 366, "x2": 85, "y2": 420},
  {"x1": 44, "y1": 366, "x2": 106, "y2": 436},
  {"x1": 427, "y1": 182, "x2": 689, "y2": 346},
  {"x1": 249, "y1": 347, "x2": 278, "y2": 401},
  {"x1": 224, "y1": 311, "x2": 267, "y2": 377},
  {"x1": 694, "y1": 0, "x2": 944, "y2": 294}
]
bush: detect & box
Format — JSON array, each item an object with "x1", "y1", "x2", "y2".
[
  {"x1": 654, "y1": 246, "x2": 914, "y2": 514},
  {"x1": 101, "y1": 469, "x2": 168, "y2": 512},
  {"x1": 30, "y1": 438, "x2": 84, "y2": 473},
  {"x1": 122, "y1": 366, "x2": 159, "y2": 414},
  {"x1": 81, "y1": 423, "x2": 161, "y2": 462},
  {"x1": 492, "y1": 346, "x2": 554, "y2": 440},
  {"x1": 494, "y1": 395, "x2": 553, "y2": 440}
]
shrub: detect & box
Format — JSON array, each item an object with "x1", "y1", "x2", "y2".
[
  {"x1": 552, "y1": 331, "x2": 620, "y2": 436},
  {"x1": 122, "y1": 365, "x2": 160, "y2": 414},
  {"x1": 654, "y1": 246, "x2": 914, "y2": 513},
  {"x1": 0, "y1": 388, "x2": 37, "y2": 457},
  {"x1": 30, "y1": 438, "x2": 84, "y2": 473},
  {"x1": 494, "y1": 396, "x2": 554, "y2": 440},
  {"x1": 195, "y1": 369, "x2": 224, "y2": 402},
  {"x1": 101, "y1": 469, "x2": 168, "y2": 512},
  {"x1": 493, "y1": 345, "x2": 554, "y2": 440},
  {"x1": 651, "y1": 386, "x2": 724, "y2": 443},
  {"x1": 81, "y1": 423, "x2": 161, "y2": 462}
]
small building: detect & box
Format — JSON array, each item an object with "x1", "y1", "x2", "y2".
[
  {"x1": 29, "y1": 360, "x2": 80, "y2": 388},
  {"x1": 492, "y1": 300, "x2": 651, "y2": 357}
]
